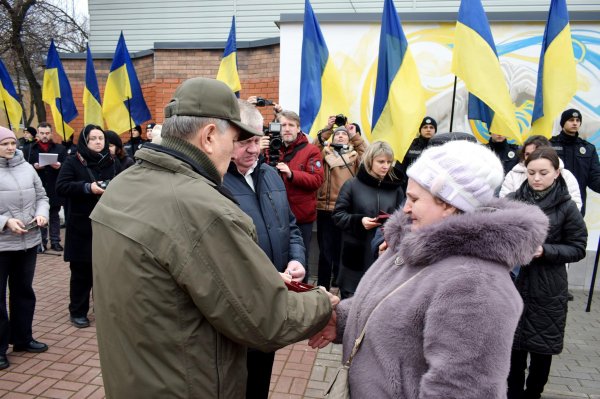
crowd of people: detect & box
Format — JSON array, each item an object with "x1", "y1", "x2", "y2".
[{"x1": 0, "y1": 77, "x2": 598, "y2": 398}]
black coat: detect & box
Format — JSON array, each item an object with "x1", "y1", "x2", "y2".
[
  {"x1": 333, "y1": 166, "x2": 404, "y2": 276},
  {"x1": 56, "y1": 153, "x2": 119, "y2": 263},
  {"x1": 510, "y1": 177, "x2": 587, "y2": 355},
  {"x1": 23, "y1": 141, "x2": 67, "y2": 207},
  {"x1": 396, "y1": 135, "x2": 429, "y2": 190},
  {"x1": 550, "y1": 131, "x2": 600, "y2": 215},
  {"x1": 486, "y1": 140, "x2": 519, "y2": 175}
]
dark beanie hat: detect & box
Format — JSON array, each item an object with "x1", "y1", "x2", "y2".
[
  {"x1": 25, "y1": 126, "x2": 37, "y2": 136},
  {"x1": 104, "y1": 130, "x2": 123, "y2": 149},
  {"x1": 351, "y1": 122, "x2": 362, "y2": 136},
  {"x1": 560, "y1": 109, "x2": 582, "y2": 127},
  {"x1": 420, "y1": 116, "x2": 437, "y2": 132}
]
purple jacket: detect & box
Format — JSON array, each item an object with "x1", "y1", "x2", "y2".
[{"x1": 335, "y1": 198, "x2": 548, "y2": 399}]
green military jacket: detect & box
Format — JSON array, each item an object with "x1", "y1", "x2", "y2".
[{"x1": 91, "y1": 143, "x2": 331, "y2": 398}]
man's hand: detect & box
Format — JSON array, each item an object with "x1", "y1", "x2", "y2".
[
  {"x1": 90, "y1": 182, "x2": 106, "y2": 195},
  {"x1": 533, "y1": 245, "x2": 544, "y2": 258},
  {"x1": 50, "y1": 161, "x2": 61, "y2": 169},
  {"x1": 362, "y1": 216, "x2": 381, "y2": 230},
  {"x1": 325, "y1": 116, "x2": 336, "y2": 130},
  {"x1": 319, "y1": 286, "x2": 340, "y2": 308},
  {"x1": 273, "y1": 102, "x2": 283, "y2": 114},
  {"x1": 33, "y1": 162, "x2": 43, "y2": 170},
  {"x1": 308, "y1": 311, "x2": 337, "y2": 349},
  {"x1": 276, "y1": 162, "x2": 292, "y2": 179},
  {"x1": 347, "y1": 123, "x2": 357, "y2": 139},
  {"x1": 259, "y1": 135, "x2": 270, "y2": 152},
  {"x1": 279, "y1": 272, "x2": 293, "y2": 283},
  {"x1": 285, "y1": 260, "x2": 306, "y2": 282},
  {"x1": 247, "y1": 95, "x2": 258, "y2": 105}
]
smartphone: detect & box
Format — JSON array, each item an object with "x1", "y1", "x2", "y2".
[
  {"x1": 24, "y1": 220, "x2": 38, "y2": 231},
  {"x1": 375, "y1": 210, "x2": 390, "y2": 224}
]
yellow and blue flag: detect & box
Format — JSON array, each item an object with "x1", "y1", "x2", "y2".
[
  {"x1": 0, "y1": 59, "x2": 23, "y2": 131},
  {"x1": 299, "y1": 0, "x2": 348, "y2": 137},
  {"x1": 371, "y1": 0, "x2": 426, "y2": 162},
  {"x1": 451, "y1": 0, "x2": 522, "y2": 143},
  {"x1": 83, "y1": 44, "x2": 104, "y2": 127},
  {"x1": 216, "y1": 16, "x2": 241, "y2": 95},
  {"x1": 530, "y1": 0, "x2": 577, "y2": 138},
  {"x1": 103, "y1": 32, "x2": 151, "y2": 134},
  {"x1": 43, "y1": 39, "x2": 78, "y2": 139}
]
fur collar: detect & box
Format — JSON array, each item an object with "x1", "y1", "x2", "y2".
[{"x1": 384, "y1": 197, "x2": 548, "y2": 269}]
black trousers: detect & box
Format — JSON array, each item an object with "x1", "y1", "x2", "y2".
[
  {"x1": 69, "y1": 261, "x2": 93, "y2": 318},
  {"x1": 246, "y1": 350, "x2": 275, "y2": 399},
  {"x1": 0, "y1": 247, "x2": 37, "y2": 355},
  {"x1": 507, "y1": 349, "x2": 553, "y2": 399},
  {"x1": 41, "y1": 205, "x2": 61, "y2": 245},
  {"x1": 316, "y1": 210, "x2": 341, "y2": 290},
  {"x1": 297, "y1": 222, "x2": 313, "y2": 283}
]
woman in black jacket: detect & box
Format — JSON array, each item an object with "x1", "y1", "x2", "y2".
[
  {"x1": 507, "y1": 147, "x2": 587, "y2": 399},
  {"x1": 333, "y1": 141, "x2": 404, "y2": 299},
  {"x1": 56, "y1": 125, "x2": 120, "y2": 329}
]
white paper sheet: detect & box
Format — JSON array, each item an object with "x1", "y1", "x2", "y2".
[{"x1": 38, "y1": 153, "x2": 58, "y2": 167}]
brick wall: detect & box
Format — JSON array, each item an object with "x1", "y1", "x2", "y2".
[{"x1": 59, "y1": 44, "x2": 280, "y2": 142}]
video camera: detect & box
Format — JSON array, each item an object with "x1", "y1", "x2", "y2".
[
  {"x1": 265, "y1": 122, "x2": 282, "y2": 167},
  {"x1": 255, "y1": 97, "x2": 274, "y2": 107}
]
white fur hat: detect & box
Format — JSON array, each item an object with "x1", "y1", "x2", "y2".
[{"x1": 407, "y1": 140, "x2": 503, "y2": 212}]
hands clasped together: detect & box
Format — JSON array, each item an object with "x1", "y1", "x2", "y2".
[{"x1": 308, "y1": 288, "x2": 339, "y2": 349}]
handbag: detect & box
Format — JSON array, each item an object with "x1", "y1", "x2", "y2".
[{"x1": 323, "y1": 270, "x2": 424, "y2": 398}]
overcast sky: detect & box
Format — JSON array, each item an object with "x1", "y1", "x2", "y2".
[{"x1": 49, "y1": 0, "x2": 89, "y2": 18}]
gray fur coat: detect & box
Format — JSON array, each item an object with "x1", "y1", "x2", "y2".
[{"x1": 334, "y1": 198, "x2": 548, "y2": 399}]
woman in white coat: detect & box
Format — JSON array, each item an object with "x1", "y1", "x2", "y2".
[
  {"x1": 0, "y1": 127, "x2": 50, "y2": 370},
  {"x1": 500, "y1": 135, "x2": 581, "y2": 210}
]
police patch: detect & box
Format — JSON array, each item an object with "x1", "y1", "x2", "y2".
[
  {"x1": 508, "y1": 151, "x2": 515, "y2": 159},
  {"x1": 580, "y1": 147, "x2": 586, "y2": 155}
]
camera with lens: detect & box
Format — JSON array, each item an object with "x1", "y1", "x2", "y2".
[
  {"x1": 265, "y1": 122, "x2": 282, "y2": 167},
  {"x1": 330, "y1": 143, "x2": 350, "y2": 154},
  {"x1": 334, "y1": 114, "x2": 347, "y2": 127},
  {"x1": 97, "y1": 180, "x2": 111, "y2": 190},
  {"x1": 255, "y1": 97, "x2": 274, "y2": 107}
]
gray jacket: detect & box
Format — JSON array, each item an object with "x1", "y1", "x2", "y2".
[
  {"x1": 0, "y1": 150, "x2": 49, "y2": 251},
  {"x1": 335, "y1": 198, "x2": 549, "y2": 399}
]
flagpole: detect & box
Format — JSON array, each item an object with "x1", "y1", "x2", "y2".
[
  {"x1": 449, "y1": 76, "x2": 458, "y2": 132},
  {"x1": 58, "y1": 98, "x2": 67, "y2": 141},
  {"x1": 3, "y1": 100, "x2": 12, "y2": 130},
  {"x1": 586, "y1": 236, "x2": 600, "y2": 312},
  {"x1": 126, "y1": 96, "x2": 133, "y2": 135}
]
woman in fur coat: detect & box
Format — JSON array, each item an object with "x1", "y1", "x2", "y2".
[
  {"x1": 507, "y1": 147, "x2": 587, "y2": 399},
  {"x1": 310, "y1": 141, "x2": 549, "y2": 399}
]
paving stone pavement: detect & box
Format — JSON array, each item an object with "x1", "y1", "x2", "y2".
[{"x1": 2, "y1": 247, "x2": 600, "y2": 398}]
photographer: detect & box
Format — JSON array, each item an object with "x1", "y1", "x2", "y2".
[
  {"x1": 56, "y1": 125, "x2": 121, "y2": 329},
  {"x1": 272, "y1": 111, "x2": 324, "y2": 282},
  {"x1": 316, "y1": 117, "x2": 365, "y2": 290}
]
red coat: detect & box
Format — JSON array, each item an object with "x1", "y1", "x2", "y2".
[{"x1": 280, "y1": 134, "x2": 324, "y2": 224}]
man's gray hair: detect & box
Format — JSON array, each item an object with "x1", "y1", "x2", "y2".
[
  {"x1": 162, "y1": 115, "x2": 230, "y2": 141},
  {"x1": 237, "y1": 100, "x2": 264, "y2": 133}
]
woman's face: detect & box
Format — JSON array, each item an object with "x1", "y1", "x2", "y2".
[
  {"x1": 87, "y1": 129, "x2": 105, "y2": 153},
  {"x1": 108, "y1": 143, "x2": 117, "y2": 156},
  {"x1": 0, "y1": 138, "x2": 17, "y2": 159},
  {"x1": 403, "y1": 179, "x2": 456, "y2": 230},
  {"x1": 369, "y1": 154, "x2": 393, "y2": 180},
  {"x1": 527, "y1": 158, "x2": 559, "y2": 191}
]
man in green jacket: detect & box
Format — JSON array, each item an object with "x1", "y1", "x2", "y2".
[{"x1": 90, "y1": 78, "x2": 335, "y2": 398}]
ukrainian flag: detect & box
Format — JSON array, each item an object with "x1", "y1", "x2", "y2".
[
  {"x1": 530, "y1": 0, "x2": 577, "y2": 138},
  {"x1": 103, "y1": 32, "x2": 151, "y2": 134},
  {"x1": 451, "y1": 0, "x2": 522, "y2": 143},
  {"x1": 216, "y1": 16, "x2": 241, "y2": 95},
  {"x1": 299, "y1": 0, "x2": 348, "y2": 137},
  {"x1": 43, "y1": 40, "x2": 78, "y2": 140},
  {"x1": 0, "y1": 59, "x2": 23, "y2": 131},
  {"x1": 83, "y1": 44, "x2": 104, "y2": 127},
  {"x1": 371, "y1": 0, "x2": 426, "y2": 162}
]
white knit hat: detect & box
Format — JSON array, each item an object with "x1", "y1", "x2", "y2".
[{"x1": 407, "y1": 140, "x2": 503, "y2": 212}]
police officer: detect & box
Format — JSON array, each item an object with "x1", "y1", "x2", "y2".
[
  {"x1": 550, "y1": 108, "x2": 600, "y2": 215},
  {"x1": 396, "y1": 116, "x2": 437, "y2": 190},
  {"x1": 486, "y1": 133, "x2": 519, "y2": 175}
]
